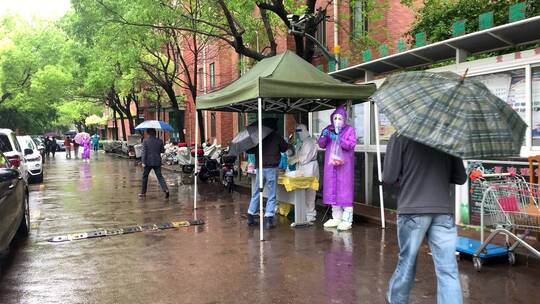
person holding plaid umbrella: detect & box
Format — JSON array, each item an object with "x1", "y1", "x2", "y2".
[{"x1": 372, "y1": 71, "x2": 527, "y2": 304}]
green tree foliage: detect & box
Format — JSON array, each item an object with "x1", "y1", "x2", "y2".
[
  {"x1": 404, "y1": 0, "x2": 540, "y2": 44},
  {"x1": 0, "y1": 16, "x2": 80, "y2": 133}
]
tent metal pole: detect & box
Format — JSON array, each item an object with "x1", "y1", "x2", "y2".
[
  {"x1": 194, "y1": 109, "x2": 199, "y2": 211},
  {"x1": 373, "y1": 102, "x2": 386, "y2": 229},
  {"x1": 258, "y1": 98, "x2": 264, "y2": 241}
]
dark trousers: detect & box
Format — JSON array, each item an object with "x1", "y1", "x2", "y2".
[{"x1": 141, "y1": 166, "x2": 168, "y2": 194}]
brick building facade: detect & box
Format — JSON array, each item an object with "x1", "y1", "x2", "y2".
[{"x1": 106, "y1": 0, "x2": 417, "y2": 145}]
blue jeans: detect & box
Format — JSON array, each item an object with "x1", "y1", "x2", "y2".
[
  {"x1": 387, "y1": 214, "x2": 462, "y2": 304},
  {"x1": 248, "y1": 168, "x2": 278, "y2": 217}
]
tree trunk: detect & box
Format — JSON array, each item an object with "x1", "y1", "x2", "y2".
[
  {"x1": 174, "y1": 108, "x2": 185, "y2": 142},
  {"x1": 112, "y1": 109, "x2": 119, "y2": 140},
  {"x1": 126, "y1": 112, "x2": 135, "y2": 134},
  {"x1": 197, "y1": 109, "x2": 205, "y2": 144},
  {"x1": 118, "y1": 111, "x2": 127, "y2": 141},
  {"x1": 164, "y1": 88, "x2": 185, "y2": 142}
]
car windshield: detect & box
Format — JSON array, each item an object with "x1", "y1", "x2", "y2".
[
  {"x1": 20, "y1": 137, "x2": 36, "y2": 150},
  {"x1": 0, "y1": 134, "x2": 13, "y2": 152}
]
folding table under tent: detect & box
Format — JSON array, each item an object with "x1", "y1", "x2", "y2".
[{"x1": 195, "y1": 51, "x2": 376, "y2": 241}]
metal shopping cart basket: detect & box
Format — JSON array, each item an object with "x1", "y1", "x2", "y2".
[{"x1": 464, "y1": 172, "x2": 540, "y2": 271}]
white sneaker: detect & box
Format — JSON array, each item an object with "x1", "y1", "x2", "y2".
[
  {"x1": 323, "y1": 218, "x2": 341, "y2": 228},
  {"x1": 337, "y1": 221, "x2": 352, "y2": 231}
]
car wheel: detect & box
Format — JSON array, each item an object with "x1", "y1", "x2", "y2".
[{"x1": 16, "y1": 193, "x2": 30, "y2": 239}]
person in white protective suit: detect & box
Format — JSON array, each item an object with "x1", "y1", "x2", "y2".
[{"x1": 287, "y1": 124, "x2": 319, "y2": 222}]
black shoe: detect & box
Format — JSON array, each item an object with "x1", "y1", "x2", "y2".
[
  {"x1": 165, "y1": 191, "x2": 170, "y2": 199},
  {"x1": 247, "y1": 214, "x2": 255, "y2": 226},
  {"x1": 264, "y1": 216, "x2": 275, "y2": 230}
]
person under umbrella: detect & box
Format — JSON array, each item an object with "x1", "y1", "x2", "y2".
[
  {"x1": 81, "y1": 137, "x2": 91, "y2": 162},
  {"x1": 245, "y1": 118, "x2": 289, "y2": 229},
  {"x1": 383, "y1": 134, "x2": 466, "y2": 304},
  {"x1": 139, "y1": 128, "x2": 169, "y2": 199},
  {"x1": 371, "y1": 70, "x2": 527, "y2": 304},
  {"x1": 49, "y1": 137, "x2": 57, "y2": 158}
]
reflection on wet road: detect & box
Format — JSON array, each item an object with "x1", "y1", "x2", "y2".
[{"x1": 0, "y1": 152, "x2": 538, "y2": 304}]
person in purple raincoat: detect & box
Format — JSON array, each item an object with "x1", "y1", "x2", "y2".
[
  {"x1": 318, "y1": 105, "x2": 357, "y2": 231},
  {"x1": 81, "y1": 137, "x2": 91, "y2": 162}
]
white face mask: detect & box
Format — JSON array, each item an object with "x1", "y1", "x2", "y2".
[{"x1": 333, "y1": 114, "x2": 344, "y2": 129}]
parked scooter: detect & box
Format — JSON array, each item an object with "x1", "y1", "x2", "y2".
[
  {"x1": 162, "y1": 143, "x2": 180, "y2": 165},
  {"x1": 219, "y1": 148, "x2": 237, "y2": 193}
]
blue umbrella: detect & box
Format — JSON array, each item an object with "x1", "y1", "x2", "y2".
[{"x1": 135, "y1": 120, "x2": 174, "y2": 132}]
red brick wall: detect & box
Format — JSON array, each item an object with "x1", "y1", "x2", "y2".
[{"x1": 155, "y1": 1, "x2": 418, "y2": 146}]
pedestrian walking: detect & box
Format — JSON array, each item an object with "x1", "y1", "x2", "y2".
[
  {"x1": 73, "y1": 138, "x2": 79, "y2": 159},
  {"x1": 44, "y1": 137, "x2": 51, "y2": 158},
  {"x1": 64, "y1": 136, "x2": 72, "y2": 159},
  {"x1": 91, "y1": 133, "x2": 100, "y2": 152},
  {"x1": 383, "y1": 133, "x2": 467, "y2": 304},
  {"x1": 139, "y1": 128, "x2": 169, "y2": 198},
  {"x1": 245, "y1": 118, "x2": 289, "y2": 230},
  {"x1": 50, "y1": 137, "x2": 57, "y2": 158},
  {"x1": 81, "y1": 137, "x2": 91, "y2": 162}
]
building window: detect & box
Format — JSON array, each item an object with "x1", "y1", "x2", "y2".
[
  {"x1": 315, "y1": 18, "x2": 326, "y2": 48},
  {"x1": 209, "y1": 63, "x2": 216, "y2": 89},
  {"x1": 352, "y1": 103, "x2": 365, "y2": 145},
  {"x1": 210, "y1": 112, "x2": 216, "y2": 137},
  {"x1": 198, "y1": 67, "x2": 203, "y2": 91},
  {"x1": 312, "y1": 104, "x2": 365, "y2": 145},
  {"x1": 352, "y1": 0, "x2": 368, "y2": 38},
  {"x1": 312, "y1": 109, "x2": 332, "y2": 138}
]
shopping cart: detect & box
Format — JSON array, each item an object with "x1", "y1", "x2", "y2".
[{"x1": 465, "y1": 172, "x2": 540, "y2": 271}]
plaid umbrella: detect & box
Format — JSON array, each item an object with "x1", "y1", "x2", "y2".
[{"x1": 371, "y1": 71, "x2": 527, "y2": 159}]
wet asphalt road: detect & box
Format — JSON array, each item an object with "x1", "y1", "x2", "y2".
[{"x1": 0, "y1": 152, "x2": 539, "y2": 304}]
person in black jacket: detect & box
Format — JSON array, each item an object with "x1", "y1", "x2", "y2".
[
  {"x1": 383, "y1": 134, "x2": 466, "y2": 304},
  {"x1": 246, "y1": 118, "x2": 289, "y2": 229},
  {"x1": 139, "y1": 128, "x2": 169, "y2": 198}
]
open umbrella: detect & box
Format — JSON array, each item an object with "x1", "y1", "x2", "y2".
[
  {"x1": 371, "y1": 71, "x2": 527, "y2": 159},
  {"x1": 135, "y1": 120, "x2": 174, "y2": 132},
  {"x1": 74, "y1": 132, "x2": 90, "y2": 144},
  {"x1": 43, "y1": 132, "x2": 58, "y2": 138},
  {"x1": 228, "y1": 124, "x2": 273, "y2": 156}
]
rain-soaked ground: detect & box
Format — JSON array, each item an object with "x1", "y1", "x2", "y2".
[{"x1": 0, "y1": 152, "x2": 539, "y2": 304}]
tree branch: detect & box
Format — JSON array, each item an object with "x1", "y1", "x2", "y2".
[{"x1": 260, "y1": 8, "x2": 277, "y2": 56}]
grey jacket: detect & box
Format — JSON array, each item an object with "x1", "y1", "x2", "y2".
[
  {"x1": 382, "y1": 134, "x2": 467, "y2": 214},
  {"x1": 141, "y1": 136, "x2": 165, "y2": 167}
]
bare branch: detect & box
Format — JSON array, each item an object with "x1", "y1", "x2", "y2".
[{"x1": 260, "y1": 8, "x2": 277, "y2": 56}]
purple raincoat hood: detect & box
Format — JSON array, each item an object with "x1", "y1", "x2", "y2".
[{"x1": 330, "y1": 105, "x2": 348, "y2": 127}]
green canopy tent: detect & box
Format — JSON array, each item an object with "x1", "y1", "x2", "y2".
[{"x1": 195, "y1": 51, "x2": 376, "y2": 240}]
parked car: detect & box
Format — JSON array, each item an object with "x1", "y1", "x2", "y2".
[
  {"x1": 17, "y1": 136, "x2": 43, "y2": 183},
  {"x1": 0, "y1": 151, "x2": 30, "y2": 254},
  {"x1": 64, "y1": 130, "x2": 77, "y2": 138},
  {"x1": 55, "y1": 138, "x2": 66, "y2": 151},
  {"x1": 0, "y1": 129, "x2": 28, "y2": 182},
  {"x1": 31, "y1": 136, "x2": 46, "y2": 159}
]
